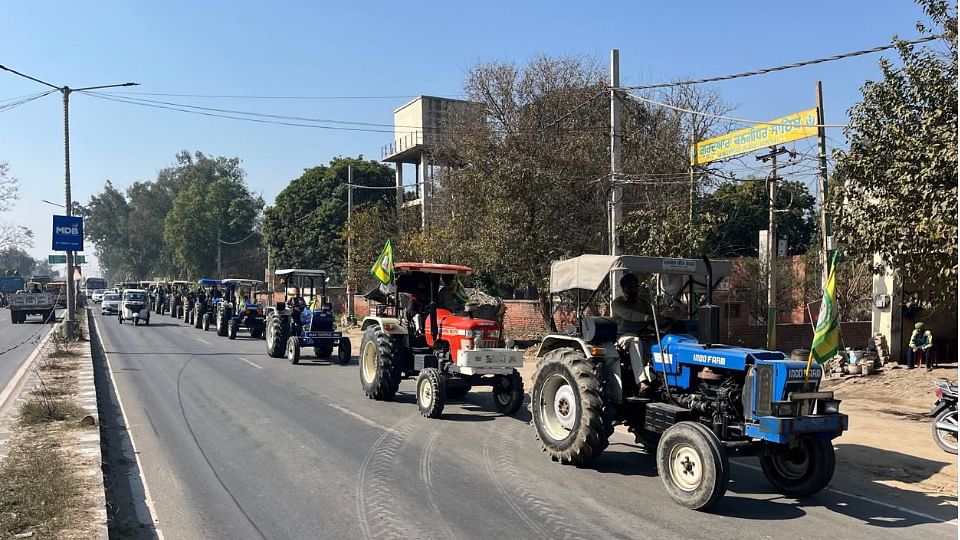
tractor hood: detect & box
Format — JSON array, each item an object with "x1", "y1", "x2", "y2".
[{"x1": 436, "y1": 308, "x2": 500, "y2": 332}]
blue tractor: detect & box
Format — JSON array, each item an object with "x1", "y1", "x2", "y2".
[
  {"x1": 218, "y1": 278, "x2": 267, "y2": 339},
  {"x1": 530, "y1": 255, "x2": 848, "y2": 510},
  {"x1": 192, "y1": 278, "x2": 225, "y2": 331},
  {"x1": 264, "y1": 269, "x2": 351, "y2": 365}
]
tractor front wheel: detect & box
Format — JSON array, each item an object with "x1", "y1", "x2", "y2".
[
  {"x1": 759, "y1": 437, "x2": 836, "y2": 497},
  {"x1": 217, "y1": 312, "x2": 228, "y2": 336},
  {"x1": 202, "y1": 313, "x2": 210, "y2": 331},
  {"x1": 417, "y1": 368, "x2": 446, "y2": 418},
  {"x1": 359, "y1": 326, "x2": 400, "y2": 401},
  {"x1": 492, "y1": 371, "x2": 524, "y2": 415},
  {"x1": 530, "y1": 347, "x2": 610, "y2": 466},
  {"x1": 287, "y1": 337, "x2": 301, "y2": 365},
  {"x1": 657, "y1": 421, "x2": 729, "y2": 510},
  {"x1": 228, "y1": 319, "x2": 238, "y2": 340},
  {"x1": 265, "y1": 316, "x2": 288, "y2": 358}
]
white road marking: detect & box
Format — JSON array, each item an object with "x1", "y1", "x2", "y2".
[
  {"x1": 327, "y1": 403, "x2": 394, "y2": 432},
  {"x1": 731, "y1": 460, "x2": 958, "y2": 526},
  {"x1": 196, "y1": 338, "x2": 211, "y2": 345},
  {"x1": 235, "y1": 356, "x2": 262, "y2": 370}
]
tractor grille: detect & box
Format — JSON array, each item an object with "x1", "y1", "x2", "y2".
[{"x1": 479, "y1": 340, "x2": 498, "y2": 349}]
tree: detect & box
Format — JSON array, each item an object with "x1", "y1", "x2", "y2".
[
  {"x1": 0, "y1": 162, "x2": 34, "y2": 250},
  {"x1": 262, "y1": 157, "x2": 395, "y2": 279},
  {"x1": 163, "y1": 153, "x2": 263, "y2": 278},
  {"x1": 84, "y1": 181, "x2": 132, "y2": 278},
  {"x1": 0, "y1": 247, "x2": 36, "y2": 276},
  {"x1": 699, "y1": 180, "x2": 817, "y2": 257},
  {"x1": 832, "y1": 0, "x2": 958, "y2": 308}
]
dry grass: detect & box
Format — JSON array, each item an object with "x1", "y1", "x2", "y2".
[
  {"x1": 0, "y1": 431, "x2": 85, "y2": 539},
  {"x1": 19, "y1": 399, "x2": 88, "y2": 427}
]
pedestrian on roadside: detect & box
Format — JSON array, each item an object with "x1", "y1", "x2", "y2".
[{"x1": 909, "y1": 322, "x2": 935, "y2": 371}]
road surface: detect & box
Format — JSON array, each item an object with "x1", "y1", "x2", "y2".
[
  {"x1": 94, "y1": 311, "x2": 958, "y2": 540},
  {"x1": 0, "y1": 308, "x2": 59, "y2": 414}
]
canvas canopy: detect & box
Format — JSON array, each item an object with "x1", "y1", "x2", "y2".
[
  {"x1": 275, "y1": 268, "x2": 326, "y2": 277},
  {"x1": 549, "y1": 255, "x2": 732, "y2": 293}
]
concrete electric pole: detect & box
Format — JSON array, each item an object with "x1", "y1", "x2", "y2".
[
  {"x1": 609, "y1": 49, "x2": 622, "y2": 305},
  {"x1": 0, "y1": 64, "x2": 138, "y2": 338}
]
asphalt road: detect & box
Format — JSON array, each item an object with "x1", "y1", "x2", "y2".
[
  {"x1": 94, "y1": 311, "x2": 958, "y2": 540},
  {"x1": 0, "y1": 308, "x2": 59, "y2": 409}
]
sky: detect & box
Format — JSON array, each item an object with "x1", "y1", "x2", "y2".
[{"x1": 0, "y1": 0, "x2": 938, "y2": 277}]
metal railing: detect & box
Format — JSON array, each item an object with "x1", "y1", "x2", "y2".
[{"x1": 381, "y1": 131, "x2": 424, "y2": 160}]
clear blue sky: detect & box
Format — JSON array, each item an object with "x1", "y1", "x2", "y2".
[{"x1": 0, "y1": 0, "x2": 934, "y2": 275}]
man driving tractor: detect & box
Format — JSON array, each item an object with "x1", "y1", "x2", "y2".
[
  {"x1": 612, "y1": 273, "x2": 656, "y2": 394},
  {"x1": 288, "y1": 286, "x2": 307, "y2": 332}
]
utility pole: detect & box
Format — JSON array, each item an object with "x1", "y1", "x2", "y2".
[
  {"x1": 0, "y1": 65, "x2": 138, "y2": 338},
  {"x1": 609, "y1": 49, "x2": 622, "y2": 305},
  {"x1": 815, "y1": 81, "x2": 831, "y2": 287},
  {"x1": 757, "y1": 145, "x2": 790, "y2": 350},
  {"x1": 217, "y1": 231, "x2": 222, "y2": 279},
  {"x1": 347, "y1": 165, "x2": 355, "y2": 322}
]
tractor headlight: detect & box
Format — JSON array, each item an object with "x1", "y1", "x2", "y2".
[
  {"x1": 461, "y1": 339, "x2": 474, "y2": 351},
  {"x1": 817, "y1": 399, "x2": 841, "y2": 415}
]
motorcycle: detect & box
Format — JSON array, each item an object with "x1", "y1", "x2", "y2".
[{"x1": 930, "y1": 379, "x2": 958, "y2": 454}]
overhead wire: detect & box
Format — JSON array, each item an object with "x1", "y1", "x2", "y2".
[
  {"x1": 618, "y1": 34, "x2": 942, "y2": 90},
  {"x1": 623, "y1": 92, "x2": 848, "y2": 128},
  {"x1": 0, "y1": 90, "x2": 56, "y2": 112},
  {"x1": 96, "y1": 91, "x2": 464, "y2": 100}
]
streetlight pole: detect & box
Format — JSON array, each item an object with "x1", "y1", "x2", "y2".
[{"x1": 0, "y1": 64, "x2": 137, "y2": 338}]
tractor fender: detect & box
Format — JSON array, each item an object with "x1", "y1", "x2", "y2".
[
  {"x1": 537, "y1": 334, "x2": 595, "y2": 359},
  {"x1": 360, "y1": 316, "x2": 408, "y2": 335}
]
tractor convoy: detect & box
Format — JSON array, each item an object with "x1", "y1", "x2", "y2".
[{"x1": 93, "y1": 252, "x2": 847, "y2": 511}]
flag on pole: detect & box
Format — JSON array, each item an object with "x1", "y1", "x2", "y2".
[
  {"x1": 370, "y1": 239, "x2": 394, "y2": 285},
  {"x1": 807, "y1": 252, "x2": 840, "y2": 374},
  {"x1": 452, "y1": 277, "x2": 470, "y2": 304}
]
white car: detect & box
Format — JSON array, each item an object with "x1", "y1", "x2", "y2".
[
  {"x1": 91, "y1": 289, "x2": 106, "y2": 303},
  {"x1": 101, "y1": 293, "x2": 120, "y2": 315}
]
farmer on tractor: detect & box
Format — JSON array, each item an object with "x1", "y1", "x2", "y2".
[
  {"x1": 288, "y1": 287, "x2": 307, "y2": 333},
  {"x1": 613, "y1": 272, "x2": 657, "y2": 393}
]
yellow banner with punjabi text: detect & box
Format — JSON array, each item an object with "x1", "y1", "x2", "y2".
[{"x1": 691, "y1": 108, "x2": 819, "y2": 165}]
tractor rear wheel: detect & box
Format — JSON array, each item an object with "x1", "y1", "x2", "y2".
[
  {"x1": 228, "y1": 319, "x2": 238, "y2": 340},
  {"x1": 337, "y1": 337, "x2": 351, "y2": 366},
  {"x1": 492, "y1": 371, "x2": 524, "y2": 415},
  {"x1": 657, "y1": 421, "x2": 729, "y2": 510},
  {"x1": 287, "y1": 337, "x2": 301, "y2": 364},
  {"x1": 217, "y1": 312, "x2": 228, "y2": 336},
  {"x1": 359, "y1": 326, "x2": 401, "y2": 401},
  {"x1": 759, "y1": 437, "x2": 835, "y2": 497},
  {"x1": 530, "y1": 347, "x2": 611, "y2": 466},
  {"x1": 265, "y1": 316, "x2": 288, "y2": 358},
  {"x1": 416, "y1": 368, "x2": 446, "y2": 418}
]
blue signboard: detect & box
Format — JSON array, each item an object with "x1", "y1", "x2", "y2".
[{"x1": 52, "y1": 215, "x2": 83, "y2": 251}]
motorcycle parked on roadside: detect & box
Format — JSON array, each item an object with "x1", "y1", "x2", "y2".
[{"x1": 930, "y1": 379, "x2": 958, "y2": 454}]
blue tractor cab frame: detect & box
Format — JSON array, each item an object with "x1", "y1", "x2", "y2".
[{"x1": 264, "y1": 269, "x2": 351, "y2": 366}]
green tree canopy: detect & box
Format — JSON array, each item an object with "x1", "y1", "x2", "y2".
[
  {"x1": 262, "y1": 157, "x2": 395, "y2": 278},
  {"x1": 832, "y1": 0, "x2": 957, "y2": 308}
]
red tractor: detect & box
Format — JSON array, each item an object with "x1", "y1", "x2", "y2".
[{"x1": 358, "y1": 263, "x2": 524, "y2": 418}]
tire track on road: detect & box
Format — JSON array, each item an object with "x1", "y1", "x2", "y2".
[
  {"x1": 482, "y1": 420, "x2": 591, "y2": 540},
  {"x1": 357, "y1": 417, "x2": 418, "y2": 540},
  {"x1": 419, "y1": 431, "x2": 459, "y2": 540},
  {"x1": 176, "y1": 356, "x2": 269, "y2": 540}
]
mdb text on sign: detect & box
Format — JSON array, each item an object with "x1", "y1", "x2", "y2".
[{"x1": 52, "y1": 215, "x2": 83, "y2": 251}]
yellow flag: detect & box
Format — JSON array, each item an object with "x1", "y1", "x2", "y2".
[{"x1": 370, "y1": 239, "x2": 394, "y2": 285}]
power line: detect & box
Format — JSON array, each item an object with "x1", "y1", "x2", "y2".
[
  {"x1": 0, "y1": 90, "x2": 56, "y2": 112},
  {"x1": 98, "y1": 90, "x2": 465, "y2": 100},
  {"x1": 619, "y1": 34, "x2": 942, "y2": 90},
  {"x1": 218, "y1": 230, "x2": 259, "y2": 245},
  {"x1": 623, "y1": 92, "x2": 848, "y2": 128}
]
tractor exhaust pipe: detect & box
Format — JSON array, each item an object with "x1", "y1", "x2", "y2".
[{"x1": 699, "y1": 256, "x2": 720, "y2": 347}]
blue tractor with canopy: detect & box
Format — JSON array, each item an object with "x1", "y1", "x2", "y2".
[
  {"x1": 529, "y1": 254, "x2": 848, "y2": 510},
  {"x1": 264, "y1": 269, "x2": 351, "y2": 365}
]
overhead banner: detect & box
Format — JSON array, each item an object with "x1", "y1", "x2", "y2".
[{"x1": 691, "y1": 107, "x2": 819, "y2": 165}]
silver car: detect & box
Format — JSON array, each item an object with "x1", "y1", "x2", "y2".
[
  {"x1": 101, "y1": 293, "x2": 120, "y2": 315},
  {"x1": 92, "y1": 289, "x2": 106, "y2": 303}
]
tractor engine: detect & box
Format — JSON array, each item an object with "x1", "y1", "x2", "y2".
[
  {"x1": 651, "y1": 334, "x2": 839, "y2": 441},
  {"x1": 428, "y1": 308, "x2": 501, "y2": 365}
]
